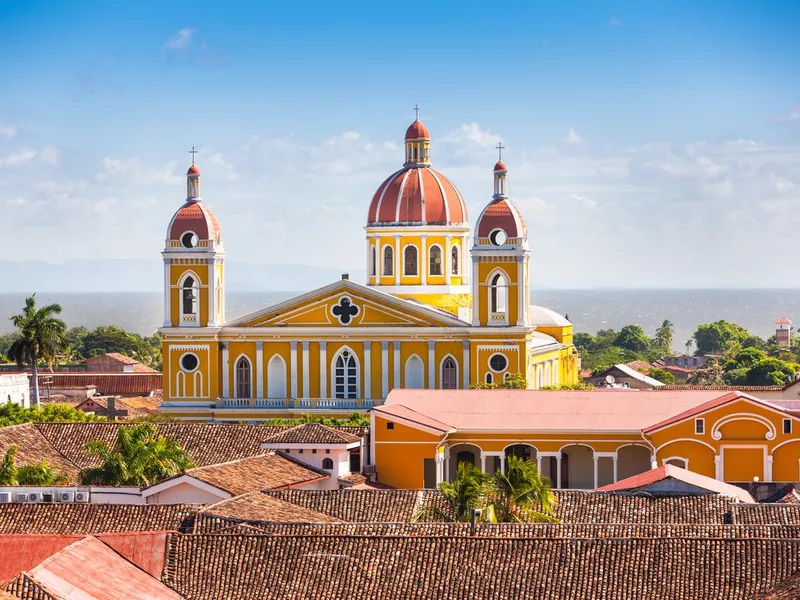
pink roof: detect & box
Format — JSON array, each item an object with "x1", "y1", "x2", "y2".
[
  {"x1": 379, "y1": 389, "x2": 732, "y2": 432},
  {"x1": 0, "y1": 535, "x2": 81, "y2": 582},
  {"x1": 597, "y1": 464, "x2": 754, "y2": 502},
  {"x1": 24, "y1": 536, "x2": 181, "y2": 599}
]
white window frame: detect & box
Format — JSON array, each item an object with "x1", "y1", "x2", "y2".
[
  {"x1": 428, "y1": 244, "x2": 443, "y2": 277},
  {"x1": 402, "y1": 243, "x2": 419, "y2": 277},
  {"x1": 234, "y1": 354, "x2": 253, "y2": 399},
  {"x1": 382, "y1": 245, "x2": 394, "y2": 277},
  {"x1": 451, "y1": 244, "x2": 460, "y2": 275},
  {"x1": 440, "y1": 354, "x2": 459, "y2": 390},
  {"x1": 331, "y1": 346, "x2": 360, "y2": 400},
  {"x1": 695, "y1": 418, "x2": 705, "y2": 435}
]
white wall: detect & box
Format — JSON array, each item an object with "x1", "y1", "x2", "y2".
[
  {"x1": 0, "y1": 374, "x2": 30, "y2": 408},
  {"x1": 0, "y1": 486, "x2": 142, "y2": 504},
  {"x1": 144, "y1": 481, "x2": 227, "y2": 505},
  {"x1": 282, "y1": 448, "x2": 352, "y2": 478}
]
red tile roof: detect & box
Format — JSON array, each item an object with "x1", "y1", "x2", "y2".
[
  {"x1": 475, "y1": 196, "x2": 526, "y2": 238},
  {"x1": 597, "y1": 465, "x2": 755, "y2": 502},
  {"x1": 32, "y1": 372, "x2": 162, "y2": 395},
  {"x1": 261, "y1": 423, "x2": 362, "y2": 445},
  {"x1": 404, "y1": 119, "x2": 429, "y2": 140}
]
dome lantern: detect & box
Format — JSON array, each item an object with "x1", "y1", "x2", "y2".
[{"x1": 404, "y1": 105, "x2": 431, "y2": 167}]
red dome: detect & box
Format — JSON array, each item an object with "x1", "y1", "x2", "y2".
[
  {"x1": 187, "y1": 164, "x2": 201, "y2": 175},
  {"x1": 476, "y1": 197, "x2": 525, "y2": 239},
  {"x1": 405, "y1": 120, "x2": 430, "y2": 140},
  {"x1": 493, "y1": 160, "x2": 507, "y2": 171},
  {"x1": 167, "y1": 200, "x2": 221, "y2": 242},
  {"x1": 367, "y1": 167, "x2": 467, "y2": 225}
]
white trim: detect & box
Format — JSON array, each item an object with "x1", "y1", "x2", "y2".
[
  {"x1": 221, "y1": 343, "x2": 229, "y2": 398},
  {"x1": 428, "y1": 243, "x2": 444, "y2": 277},
  {"x1": 393, "y1": 342, "x2": 401, "y2": 389},
  {"x1": 302, "y1": 341, "x2": 310, "y2": 398},
  {"x1": 267, "y1": 353, "x2": 288, "y2": 399},
  {"x1": 319, "y1": 341, "x2": 327, "y2": 398},
  {"x1": 719, "y1": 444, "x2": 769, "y2": 482},
  {"x1": 710, "y1": 413, "x2": 776, "y2": 441},
  {"x1": 404, "y1": 353, "x2": 425, "y2": 389},
  {"x1": 654, "y1": 437, "x2": 718, "y2": 454},
  {"x1": 368, "y1": 284, "x2": 471, "y2": 295},
  {"x1": 290, "y1": 342, "x2": 298, "y2": 398},
  {"x1": 233, "y1": 353, "x2": 253, "y2": 399},
  {"x1": 364, "y1": 341, "x2": 371, "y2": 400},
  {"x1": 417, "y1": 168, "x2": 426, "y2": 222},
  {"x1": 261, "y1": 442, "x2": 360, "y2": 451},
  {"x1": 331, "y1": 345, "x2": 360, "y2": 399},
  {"x1": 381, "y1": 341, "x2": 389, "y2": 398},
  {"x1": 141, "y1": 474, "x2": 230, "y2": 500},
  {"x1": 394, "y1": 170, "x2": 411, "y2": 222},
  {"x1": 440, "y1": 353, "x2": 459, "y2": 390},
  {"x1": 402, "y1": 243, "x2": 419, "y2": 277},
  {"x1": 488, "y1": 352, "x2": 509, "y2": 373},
  {"x1": 462, "y1": 341, "x2": 470, "y2": 388},
  {"x1": 369, "y1": 243, "x2": 377, "y2": 278},
  {"x1": 255, "y1": 342, "x2": 264, "y2": 399},
  {"x1": 372, "y1": 168, "x2": 404, "y2": 222},
  {"x1": 662, "y1": 456, "x2": 689, "y2": 468},
  {"x1": 559, "y1": 442, "x2": 596, "y2": 453},
  {"x1": 178, "y1": 269, "x2": 201, "y2": 327},
  {"x1": 381, "y1": 244, "x2": 394, "y2": 277}
]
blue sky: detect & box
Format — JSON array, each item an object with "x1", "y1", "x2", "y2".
[{"x1": 1, "y1": 0, "x2": 799, "y2": 288}]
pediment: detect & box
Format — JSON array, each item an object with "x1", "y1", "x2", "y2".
[{"x1": 225, "y1": 280, "x2": 467, "y2": 329}]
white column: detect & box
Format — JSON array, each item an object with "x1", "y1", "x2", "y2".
[
  {"x1": 428, "y1": 340, "x2": 436, "y2": 389},
  {"x1": 319, "y1": 341, "x2": 327, "y2": 398},
  {"x1": 556, "y1": 454, "x2": 563, "y2": 489},
  {"x1": 766, "y1": 454, "x2": 774, "y2": 482},
  {"x1": 463, "y1": 235, "x2": 470, "y2": 283},
  {"x1": 421, "y1": 235, "x2": 427, "y2": 285},
  {"x1": 471, "y1": 259, "x2": 480, "y2": 326},
  {"x1": 381, "y1": 342, "x2": 389, "y2": 398},
  {"x1": 435, "y1": 453, "x2": 445, "y2": 485},
  {"x1": 290, "y1": 341, "x2": 298, "y2": 399},
  {"x1": 593, "y1": 454, "x2": 599, "y2": 489},
  {"x1": 462, "y1": 341, "x2": 470, "y2": 388},
  {"x1": 302, "y1": 341, "x2": 310, "y2": 398},
  {"x1": 221, "y1": 343, "x2": 229, "y2": 398},
  {"x1": 255, "y1": 342, "x2": 264, "y2": 399},
  {"x1": 651, "y1": 455, "x2": 658, "y2": 469},
  {"x1": 364, "y1": 341, "x2": 371, "y2": 400},
  {"x1": 536, "y1": 454, "x2": 542, "y2": 473},
  {"x1": 208, "y1": 261, "x2": 216, "y2": 327},
  {"x1": 501, "y1": 455, "x2": 507, "y2": 475},
  {"x1": 613, "y1": 454, "x2": 618, "y2": 482},
  {"x1": 445, "y1": 234, "x2": 452, "y2": 283},
  {"x1": 394, "y1": 235, "x2": 400, "y2": 285},
  {"x1": 163, "y1": 260, "x2": 171, "y2": 327},
  {"x1": 516, "y1": 260, "x2": 525, "y2": 326},
  {"x1": 714, "y1": 455, "x2": 722, "y2": 480},
  {"x1": 365, "y1": 236, "x2": 371, "y2": 284},
  {"x1": 481, "y1": 452, "x2": 487, "y2": 473},
  {"x1": 394, "y1": 341, "x2": 401, "y2": 388}
]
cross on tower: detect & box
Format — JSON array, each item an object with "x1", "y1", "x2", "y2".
[
  {"x1": 496, "y1": 142, "x2": 505, "y2": 162},
  {"x1": 189, "y1": 146, "x2": 198, "y2": 165},
  {"x1": 414, "y1": 104, "x2": 421, "y2": 121}
]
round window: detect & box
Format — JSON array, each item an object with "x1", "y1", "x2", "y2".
[
  {"x1": 489, "y1": 353, "x2": 508, "y2": 372},
  {"x1": 489, "y1": 229, "x2": 507, "y2": 246},
  {"x1": 181, "y1": 232, "x2": 198, "y2": 248},
  {"x1": 180, "y1": 353, "x2": 199, "y2": 371}
]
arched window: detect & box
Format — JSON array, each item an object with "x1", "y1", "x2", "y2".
[
  {"x1": 441, "y1": 356, "x2": 458, "y2": 389},
  {"x1": 404, "y1": 245, "x2": 418, "y2": 276},
  {"x1": 235, "y1": 356, "x2": 251, "y2": 398},
  {"x1": 405, "y1": 354, "x2": 425, "y2": 388},
  {"x1": 182, "y1": 276, "x2": 198, "y2": 316},
  {"x1": 322, "y1": 457, "x2": 334, "y2": 470},
  {"x1": 334, "y1": 348, "x2": 358, "y2": 399},
  {"x1": 267, "y1": 354, "x2": 287, "y2": 398},
  {"x1": 370, "y1": 245, "x2": 376, "y2": 277},
  {"x1": 485, "y1": 372, "x2": 493, "y2": 385},
  {"x1": 490, "y1": 271, "x2": 508, "y2": 314},
  {"x1": 429, "y1": 245, "x2": 442, "y2": 276},
  {"x1": 383, "y1": 246, "x2": 393, "y2": 277},
  {"x1": 451, "y1": 245, "x2": 459, "y2": 275}
]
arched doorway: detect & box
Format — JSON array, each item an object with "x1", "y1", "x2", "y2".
[
  {"x1": 561, "y1": 444, "x2": 595, "y2": 489},
  {"x1": 448, "y1": 444, "x2": 480, "y2": 481},
  {"x1": 405, "y1": 355, "x2": 424, "y2": 389},
  {"x1": 504, "y1": 444, "x2": 538, "y2": 473},
  {"x1": 617, "y1": 445, "x2": 652, "y2": 481},
  {"x1": 267, "y1": 354, "x2": 287, "y2": 398}
]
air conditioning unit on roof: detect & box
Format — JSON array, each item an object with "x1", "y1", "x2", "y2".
[
  {"x1": 59, "y1": 492, "x2": 75, "y2": 503},
  {"x1": 0, "y1": 493, "x2": 10, "y2": 503},
  {"x1": 27, "y1": 493, "x2": 41, "y2": 503},
  {"x1": 74, "y1": 491, "x2": 89, "y2": 503},
  {"x1": 14, "y1": 493, "x2": 28, "y2": 503},
  {"x1": 42, "y1": 492, "x2": 55, "y2": 503}
]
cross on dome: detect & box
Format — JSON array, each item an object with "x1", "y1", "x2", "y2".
[
  {"x1": 189, "y1": 146, "x2": 198, "y2": 165},
  {"x1": 496, "y1": 142, "x2": 505, "y2": 162},
  {"x1": 414, "y1": 104, "x2": 421, "y2": 121}
]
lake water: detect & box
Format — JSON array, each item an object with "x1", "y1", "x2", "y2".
[{"x1": 0, "y1": 289, "x2": 797, "y2": 352}]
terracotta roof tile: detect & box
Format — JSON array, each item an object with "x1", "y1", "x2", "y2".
[
  {"x1": 25, "y1": 372, "x2": 162, "y2": 395},
  {"x1": 0, "y1": 424, "x2": 81, "y2": 481},
  {"x1": 179, "y1": 452, "x2": 329, "y2": 495},
  {"x1": 0, "y1": 503, "x2": 198, "y2": 535},
  {"x1": 198, "y1": 492, "x2": 339, "y2": 526},
  {"x1": 162, "y1": 533, "x2": 800, "y2": 599},
  {"x1": 730, "y1": 504, "x2": 800, "y2": 525},
  {"x1": 261, "y1": 423, "x2": 361, "y2": 445}
]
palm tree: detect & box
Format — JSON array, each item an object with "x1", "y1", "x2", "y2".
[
  {"x1": 80, "y1": 424, "x2": 194, "y2": 487},
  {"x1": 0, "y1": 445, "x2": 69, "y2": 485},
  {"x1": 7, "y1": 294, "x2": 67, "y2": 406},
  {"x1": 414, "y1": 461, "x2": 488, "y2": 522},
  {"x1": 655, "y1": 319, "x2": 674, "y2": 353},
  {"x1": 488, "y1": 455, "x2": 558, "y2": 523}
]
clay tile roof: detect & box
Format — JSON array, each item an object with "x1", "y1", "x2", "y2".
[
  {"x1": 0, "y1": 503, "x2": 198, "y2": 535},
  {"x1": 161, "y1": 533, "x2": 800, "y2": 599},
  {"x1": 775, "y1": 317, "x2": 792, "y2": 325},
  {"x1": 262, "y1": 489, "x2": 428, "y2": 522},
  {"x1": 761, "y1": 571, "x2": 800, "y2": 599},
  {"x1": 167, "y1": 199, "x2": 221, "y2": 242},
  {"x1": 0, "y1": 423, "x2": 81, "y2": 482},
  {"x1": 198, "y1": 492, "x2": 340, "y2": 526},
  {"x1": 261, "y1": 423, "x2": 361, "y2": 445},
  {"x1": 187, "y1": 164, "x2": 200, "y2": 175},
  {"x1": 178, "y1": 452, "x2": 329, "y2": 496},
  {"x1": 493, "y1": 160, "x2": 507, "y2": 171},
  {"x1": 404, "y1": 119, "x2": 429, "y2": 140},
  {"x1": 730, "y1": 503, "x2": 800, "y2": 525},
  {"x1": 20, "y1": 372, "x2": 162, "y2": 395},
  {"x1": 475, "y1": 196, "x2": 526, "y2": 238}
]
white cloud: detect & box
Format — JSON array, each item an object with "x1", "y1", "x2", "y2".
[
  {"x1": 568, "y1": 193, "x2": 597, "y2": 209},
  {"x1": 39, "y1": 146, "x2": 60, "y2": 167},
  {"x1": 442, "y1": 123, "x2": 501, "y2": 148},
  {"x1": 0, "y1": 149, "x2": 37, "y2": 167},
  {"x1": 5, "y1": 196, "x2": 26, "y2": 206},
  {"x1": 609, "y1": 16, "x2": 623, "y2": 27},
  {"x1": 0, "y1": 123, "x2": 16, "y2": 139},
  {"x1": 205, "y1": 152, "x2": 238, "y2": 181},
  {"x1": 773, "y1": 106, "x2": 800, "y2": 123},
  {"x1": 163, "y1": 28, "x2": 195, "y2": 51},
  {"x1": 564, "y1": 127, "x2": 584, "y2": 144},
  {"x1": 97, "y1": 157, "x2": 182, "y2": 185}
]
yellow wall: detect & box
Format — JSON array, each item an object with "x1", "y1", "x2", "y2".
[{"x1": 373, "y1": 415, "x2": 442, "y2": 488}]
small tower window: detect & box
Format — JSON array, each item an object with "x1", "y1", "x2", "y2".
[
  {"x1": 485, "y1": 372, "x2": 493, "y2": 385},
  {"x1": 429, "y1": 245, "x2": 442, "y2": 276},
  {"x1": 182, "y1": 276, "x2": 198, "y2": 317},
  {"x1": 180, "y1": 353, "x2": 199, "y2": 372},
  {"x1": 383, "y1": 246, "x2": 393, "y2": 277},
  {"x1": 784, "y1": 418, "x2": 792, "y2": 434},
  {"x1": 451, "y1": 245, "x2": 459, "y2": 275},
  {"x1": 490, "y1": 272, "x2": 508, "y2": 315},
  {"x1": 404, "y1": 245, "x2": 418, "y2": 276},
  {"x1": 370, "y1": 245, "x2": 376, "y2": 277},
  {"x1": 322, "y1": 457, "x2": 334, "y2": 470},
  {"x1": 181, "y1": 231, "x2": 198, "y2": 248}
]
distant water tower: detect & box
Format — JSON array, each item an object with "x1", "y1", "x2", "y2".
[{"x1": 775, "y1": 317, "x2": 792, "y2": 347}]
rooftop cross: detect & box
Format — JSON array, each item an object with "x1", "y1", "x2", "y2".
[
  {"x1": 496, "y1": 142, "x2": 505, "y2": 162},
  {"x1": 414, "y1": 104, "x2": 421, "y2": 121},
  {"x1": 189, "y1": 146, "x2": 198, "y2": 165}
]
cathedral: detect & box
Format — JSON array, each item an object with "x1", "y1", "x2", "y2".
[{"x1": 159, "y1": 115, "x2": 580, "y2": 420}]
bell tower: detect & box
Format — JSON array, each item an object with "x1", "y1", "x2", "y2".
[
  {"x1": 162, "y1": 153, "x2": 225, "y2": 328},
  {"x1": 471, "y1": 149, "x2": 530, "y2": 327}
]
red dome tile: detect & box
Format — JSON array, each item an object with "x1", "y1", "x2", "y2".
[
  {"x1": 405, "y1": 120, "x2": 430, "y2": 140},
  {"x1": 167, "y1": 201, "x2": 221, "y2": 241},
  {"x1": 494, "y1": 160, "x2": 507, "y2": 171},
  {"x1": 476, "y1": 198, "x2": 525, "y2": 239},
  {"x1": 187, "y1": 165, "x2": 201, "y2": 175},
  {"x1": 367, "y1": 167, "x2": 467, "y2": 226}
]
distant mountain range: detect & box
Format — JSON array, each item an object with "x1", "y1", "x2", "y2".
[{"x1": 0, "y1": 260, "x2": 366, "y2": 293}]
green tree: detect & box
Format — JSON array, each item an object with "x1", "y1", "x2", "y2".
[
  {"x1": 573, "y1": 333, "x2": 594, "y2": 353},
  {"x1": 7, "y1": 295, "x2": 68, "y2": 406},
  {"x1": 0, "y1": 446, "x2": 19, "y2": 485},
  {"x1": 0, "y1": 445, "x2": 69, "y2": 485},
  {"x1": 415, "y1": 461, "x2": 488, "y2": 522},
  {"x1": 487, "y1": 455, "x2": 557, "y2": 523},
  {"x1": 654, "y1": 320, "x2": 674, "y2": 352},
  {"x1": 686, "y1": 360, "x2": 726, "y2": 385},
  {"x1": 613, "y1": 325, "x2": 649, "y2": 353},
  {"x1": 691, "y1": 321, "x2": 749, "y2": 356},
  {"x1": 470, "y1": 372, "x2": 527, "y2": 390},
  {"x1": 0, "y1": 403, "x2": 104, "y2": 428},
  {"x1": 73, "y1": 325, "x2": 162, "y2": 369},
  {"x1": 745, "y1": 358, "x2": 797, "y2": 386},
  {"x1": 647, "y1": 368, "x2": 675, "y2": 385},
  {"x1": 724, "y1": 347, "x2": 767, "y2": 371},
  {"x1": 79, "y1": 424, "x2": 193, "y2": 487}
]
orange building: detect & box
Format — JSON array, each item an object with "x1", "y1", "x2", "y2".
[{"x1": 370, "y1": 389, "x2": 800, "y2": 489}]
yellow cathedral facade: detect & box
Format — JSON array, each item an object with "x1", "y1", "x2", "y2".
[{"x1": 159, "y1": 116, "x2": 580, "y2": 421}]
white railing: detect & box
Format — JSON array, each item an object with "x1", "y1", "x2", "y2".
[
  {"x1": 166, "y1": 240, "x2": 213, "y2": 249},
  {"x1": 216, "y1": 398, "x2": 379, "y2": 410},
  {"x1": 181, "y1": 314, "x2": 198, "y2": 324},
  {"x1": 489, "y1": 312, "x2": 508, "y2": 325}
]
